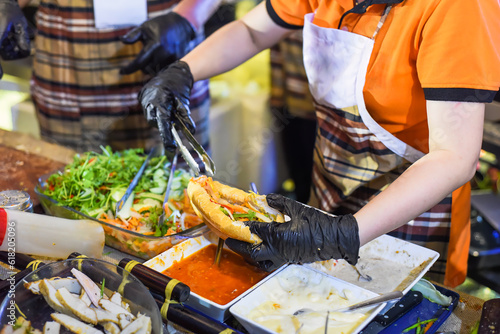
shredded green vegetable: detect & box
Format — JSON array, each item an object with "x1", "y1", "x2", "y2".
[
  {"x1": 41, "y1": 146, "x2": 193, "y2": 235},
  {"x1": 233, "y1": 210, "x2": 257, "y2": 220},
  {"x1": 100, "y1": 278, "x2": 105, "y2": 298},
  {"x1": 402, "y1": 318, "x2": 437, "y2": 333},
  {"x1": 42, "y1": 146, "x2": 150, "y2": 214}
]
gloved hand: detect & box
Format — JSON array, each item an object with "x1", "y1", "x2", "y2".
[
  {"x1": 120, "y1": 12, "x2": 195, "y2": 75},
  {"x1": 139, "y1": 60, "x2": 195, "y2": 151},
  {"x1": 225, "y1": 194, "x2": 360, "y2": 271},
  {"x1": 0, "y1": 0, "x2": 31, "y2": 79}
]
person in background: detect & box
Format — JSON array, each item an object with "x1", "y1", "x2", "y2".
[
  {"x1": 138, "y1": 0, "x2": 500, "y2": 287},
  {"x1": 30, "y1": 0, "x2": 220, "y2": 153},
  {"x1": 0, "y1": 0, "x2": 31, "y2": 80},
  {"x1": 270, "y1": 31, "x2": 316, "y2": 203}
]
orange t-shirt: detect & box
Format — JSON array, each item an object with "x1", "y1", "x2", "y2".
[{"x1": 267, "y1": 0, "x2": 500, "y2": 153}]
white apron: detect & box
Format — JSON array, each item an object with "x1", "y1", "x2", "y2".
[{"x1": 302, "y1": 7, "x2": 469, "y2": 285}]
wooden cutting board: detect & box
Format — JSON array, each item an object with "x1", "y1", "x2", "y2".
[{"x1": 0, "y1": 129, "x2": 76, "y2": 206}]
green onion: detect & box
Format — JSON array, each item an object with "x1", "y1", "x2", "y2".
[
  {"x1": 402, "y1": 318, "x2": 437, "y2": 333},
  {"x1": 100, "y1": 278, "x2": 105, "y2": 298},
  {"x1": 220, "y1": 207, "x2": 230, "y2": 216},
  {"x1": 233, "y1": 210, "x2": 257, "y2": 220}
]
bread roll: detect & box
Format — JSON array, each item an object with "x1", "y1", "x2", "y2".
[{"x1": 187, "y1": 176, "x2": 284, "y2": 244}]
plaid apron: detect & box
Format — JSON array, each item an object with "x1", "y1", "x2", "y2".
[
  {"x1": 31, "y1": 0, "x2": 210, "y2": 154},
  {"x1": 303, "y1": 8, "x2": 470, "y2": 286},
  {"x1": 270, "y1": 30, "x2": 315, "y2": 121}
]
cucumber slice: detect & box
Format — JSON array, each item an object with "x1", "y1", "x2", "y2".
[
  {"x1": 153, "y1": 169, "x2": 165, "y2": 177},
  {"x1": 132, "y1": 198, "x2": 162, "y2": 212},
  {"x1": 87, "y1": 207, "x2": 107, "y2": 218},
  {"x1": 110, "y1": 188, "x2": 127, "y2": 202},
  {"x1": 117, "y1": 193, "x2": 135, "y2": 219},
  {"x1": 136, "y1": 193, "x2": 165, "y2": 201},
  {"x1": 149, "y1": 186, "x2": 166, "y2": 194}
]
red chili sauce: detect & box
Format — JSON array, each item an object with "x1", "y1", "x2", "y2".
[{"x1": 163, "y1": 244, "x2": 270, "y2": 305}]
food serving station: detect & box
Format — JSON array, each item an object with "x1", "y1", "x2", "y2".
[{"x1": 0, "y1": 129, "x2": 494, "y2": 334}]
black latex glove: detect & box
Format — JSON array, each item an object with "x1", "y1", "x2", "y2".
[
  {"x1": 120, "y1": 12, "x2": 195, "y2": 75},
  {"x1": 139, "y1": 60, "x2": 195, "y2": 151},
  {"x1": 0, "y1": 0, "x2": 30, "y2": 79},
  {"x1": 225, "y1": 194, "x2": 360, "y2": 271}
]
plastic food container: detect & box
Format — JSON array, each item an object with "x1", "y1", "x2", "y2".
[
  {"x1": 35, "y1": 174, "x2": 207, "y2": 260},
  {"x1": 229, "y1": 264, "x2": 386, "y2": 334},
  {"x1": 143, "y1": 235, "x2": 286, "y2": 322},
  {"x1": 305, "y1": 234, "x2": 440, "y2": 295},
  {"x1": 0, "y1": 258, "x2": 163, "y2": 332}
]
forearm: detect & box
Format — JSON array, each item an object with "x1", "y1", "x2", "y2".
[
  {"x1": 182, "y1": 1, "x2": 292, "y2": 81},
  {"x1": 182, "y1": 20, "x2": 260, "y2": 81},
  {"x1": 355, "y1": 101, "x2": 484, "y2": 245},
  {"x1": 173, "y1": 0, "x2": 221, "y2": 31},
  {"x1": 354, "y1": 150, "x2": 476, "y2": 245}
]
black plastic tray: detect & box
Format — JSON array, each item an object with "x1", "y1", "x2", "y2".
[{"x1": 380, "y1": 285, "x2": 460, "y2": 334}]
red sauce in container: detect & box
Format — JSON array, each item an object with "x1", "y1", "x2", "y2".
[{"x1": 163, "y1": 244, "x2": 270, "y2": 305}]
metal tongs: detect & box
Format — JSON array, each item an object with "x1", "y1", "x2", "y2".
[
  {"x1": 115, "y1": 146, "x2": 162, "y2": 216},
  {"x1": 146, "y1": 104, "x2": 215, "y2": 177},
  {"x1": 148, "y1": 104, "x2": 216, "y2": 225},
  {"x1": 171, "y1": 114, "x2": 216, "y2": 178}
]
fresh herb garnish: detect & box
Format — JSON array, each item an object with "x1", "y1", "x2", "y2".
[
  {"x1": 402, "y1": 318, "x2": 437, "y2": 333},
  {"x1": 100, "y1": 278, "x2": 106, "y2": 298},
  {"x1": 233, "y1": 210, "x2": 257, "y2": 220}
]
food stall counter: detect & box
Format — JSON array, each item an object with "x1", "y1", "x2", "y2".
[{"x1": 0, "y1": 129, "x2": 492, "y2": 334}]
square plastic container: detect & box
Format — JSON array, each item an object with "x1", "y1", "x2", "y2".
[
  {"x1": 143, "y1": 235, "x2": 285, "y2": 322},
  {"x1": 229, "y1": 264, "x2": 387, "y2": 334},
  {"x1": 306, "y1": 234, "x2": 440, "y2": 295},
  {"x1": 35, "y1": 174, "x2": 207, "y2": 260}
]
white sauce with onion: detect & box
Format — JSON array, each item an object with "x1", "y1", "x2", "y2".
[
  {"x1": 309, "y1": 252, "x2": 416, "y2": 294},
  {"x1": 247, "y1": 267, "x2": 369, "y2": 333}
]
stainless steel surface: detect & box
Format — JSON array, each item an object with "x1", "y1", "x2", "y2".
[
  {"x1": 214, "y1": 237, "x2": 224, "y2": 267},
  {"x1": 353, "y1": 264, "x2": 373, "y2": 282},
  {"x1": 115, "y1": 146, "x2": 160, "y2": 215},
  {"x1": 293, "y1": 290, "x2": 403, "y2": 316},
  {"x1": 171, "y1": 125, "x2": 201, "y2": 176},
  {"x1": 144, "y1": 104, "x2": 215, "y2": 177},
  {"x1": 324, "y1": 311, "x2": 329, "y2": 334},
  {"x1": 174, "y1": 114, "x2": 216, "y2": 177}
]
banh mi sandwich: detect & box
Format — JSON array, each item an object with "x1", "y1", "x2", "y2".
[{"x1": 187, "y1": 176, "x2": 285, "y2": 243}]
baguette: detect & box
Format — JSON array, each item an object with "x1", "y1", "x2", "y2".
[{"x1": 187, "y1": 176, "x2": 285, "y2": 243}]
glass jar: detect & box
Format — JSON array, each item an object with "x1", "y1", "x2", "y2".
[{"x1": 0, "y1": 190, "x2": 33, "y2": 212}]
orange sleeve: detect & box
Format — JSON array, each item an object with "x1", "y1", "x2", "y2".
[
  {"x1": 417, "y1": 0, "x2": 500, "y2": 102},
  {"x1": 266, "y1": 0, "x2": 315, "y2": 28}
]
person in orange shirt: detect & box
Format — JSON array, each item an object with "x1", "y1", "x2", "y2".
[{"x1": 139, "y1": 0, "x2": 500, "y2": 287}]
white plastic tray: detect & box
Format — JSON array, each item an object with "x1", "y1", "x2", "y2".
[
  {"x1": 143, "y1": 234, "x2": 285, "y2": 322},
  {"x1": 230, "y1": 264, "x2": 386, "y2": 334},
  {"x1": 306, "y1": 234, "x2": 440, "y2": 294}
]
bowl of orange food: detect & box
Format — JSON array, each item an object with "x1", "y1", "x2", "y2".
[{"x1": 143, "y1": 233, "x2": 286, "y2": 321}]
